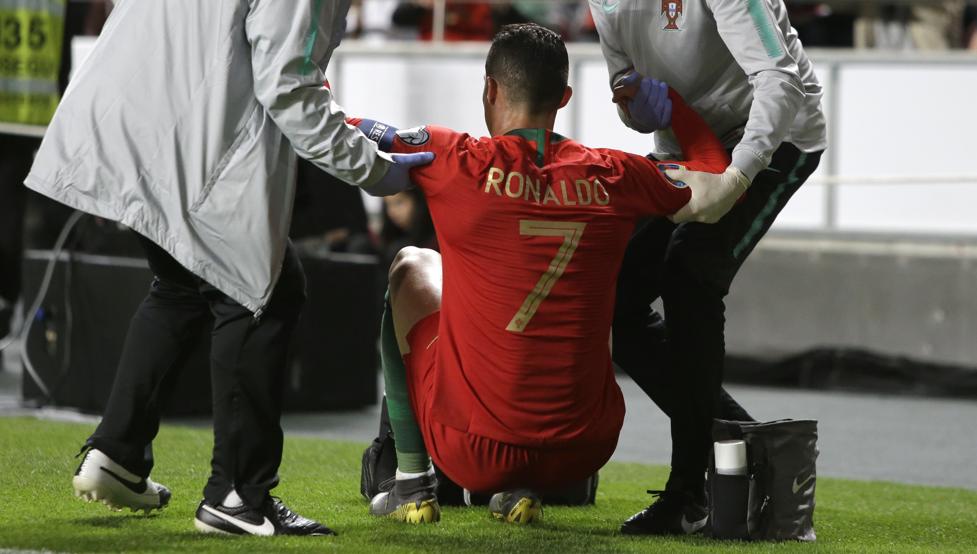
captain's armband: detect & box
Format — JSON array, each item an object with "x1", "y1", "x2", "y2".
[{"x1": 346, "y1": 117, "x2": 399, "y2": 152}]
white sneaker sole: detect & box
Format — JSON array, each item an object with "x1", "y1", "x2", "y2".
[
  {"x1": 73, "y1": 449, "x2": 167, "y2": 513},
  {"x1": 72, "y1": 474, "x2": 161, "y2": 513}
]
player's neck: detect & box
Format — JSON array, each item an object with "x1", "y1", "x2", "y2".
[{"x1": 489, "y1": 110, "x2": 557, "y2": 137}]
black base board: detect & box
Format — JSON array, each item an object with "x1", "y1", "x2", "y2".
[{"x1": 725, "y1": 348, "x2": 977, "y2": 399}]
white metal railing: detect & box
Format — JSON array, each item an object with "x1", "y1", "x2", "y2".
[
  {"x1": 326, "y1": 42, "x2": 977, "y2": 178},
  {"x1": 4, "y1": 41, "x2": 977, "y2": 235}
]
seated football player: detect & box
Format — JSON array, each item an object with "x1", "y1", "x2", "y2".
[{"x1": 348, "y1": 23, "x2": 741, "y2": 525}]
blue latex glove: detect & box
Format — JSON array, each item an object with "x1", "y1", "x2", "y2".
[
  {"x1": 613, "y1": 72, "x2": 672, "y2": 133},
  {"x1": 365, "y1": 151, "x2": 435, "y2": 197}
]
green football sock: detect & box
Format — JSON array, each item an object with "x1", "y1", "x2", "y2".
[{"x1": 380, "y1": 291, "x2": 432, "y2": 475}]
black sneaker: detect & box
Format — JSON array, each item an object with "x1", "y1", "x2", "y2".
[
  {"x1": 620, "y1": 489, "x2": 708, "y2": 535},
  {"x1": 488, "y1": 489, "x2": 543, "y2": 524},
  {"x1": 369, "y1": 471, "x2": 440, "y2": 523},
  {"x1": 194, "y1": 496, "x2": 335, "y2": 536},
  {"x1": 72, "y1": 448, "x2": 171, "y2": 513}
]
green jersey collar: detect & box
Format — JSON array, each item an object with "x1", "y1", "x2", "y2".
[{"x1": 504, "y1": 128, "x2": 569, "y2": 167}]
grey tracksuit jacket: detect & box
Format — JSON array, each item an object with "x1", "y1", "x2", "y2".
[
  {"x1": 589, "y1": 0, "x2": 827, "y2": 181},
  {"x1": 25, "y1": 0, "x2": 390, "y2": 314}
]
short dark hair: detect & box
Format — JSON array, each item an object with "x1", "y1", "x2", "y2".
[{"x1": 485, "y1": 23, "x2": 569, "y2": 113}]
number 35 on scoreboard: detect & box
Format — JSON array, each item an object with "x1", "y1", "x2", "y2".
[{"x1": 0, "y1": 0, "x2": 66, "y2": 126}]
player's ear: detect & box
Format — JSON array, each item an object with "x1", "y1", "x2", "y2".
[
  {"x1": 558, "y1": 86, "x2": 573, "y2": 109},
  {"x1": 484, "y1": 76, "x2": 499, "y2": 106}
]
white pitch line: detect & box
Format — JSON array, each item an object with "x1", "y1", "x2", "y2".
[{"x1": 0, "y1": 406, "x2": 100, "y2": 425}]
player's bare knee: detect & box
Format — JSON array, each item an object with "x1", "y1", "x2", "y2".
[
  {"x1": 388, "y1": 246, "x2": 421, "y2": 286},
  {"x1": 389, "y1": 247, "x2": 438, "y2": 296}
]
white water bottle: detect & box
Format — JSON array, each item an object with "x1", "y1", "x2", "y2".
[
  {"x1": 711, "y1": 440, "x2": 750, "y2": 539},
  {"x1": 715, "y1": 440, "x2": 748, "y2": 476}
]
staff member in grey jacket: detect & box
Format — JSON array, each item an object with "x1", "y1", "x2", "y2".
[
  {"x1": 589, "y1": 0, "x2": 827, "y2": 535},
  {"x1": 26, "y1": 0, "x2": 430, "y2": 537}
]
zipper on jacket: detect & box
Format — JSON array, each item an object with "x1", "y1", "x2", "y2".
[{"x1": 252, "y1": 308, "x2": 264, "y2": 325}]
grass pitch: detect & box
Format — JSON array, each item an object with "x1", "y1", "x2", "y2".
[{"x1": 0, "y1": 418, "x2": 975, "y2": 553}]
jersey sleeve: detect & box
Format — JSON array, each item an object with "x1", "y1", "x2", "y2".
[
  {"x1": 388, "y1": 125, "x2": 481, "y2": 196},
  {"x1": 615, "y1": 153, "x2": 692, "y2": 217},
  {"x1": 346, "y1": 119, "x2": 473, "y2": 196}
]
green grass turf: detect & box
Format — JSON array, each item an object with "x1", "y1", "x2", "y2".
[{"x1": 1, "y1": 418, "x2": 975, "y2": 553}]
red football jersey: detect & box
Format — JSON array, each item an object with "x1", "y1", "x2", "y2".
[{"x1": 385, "y1": 94, "x2": 728, "y2": 448}]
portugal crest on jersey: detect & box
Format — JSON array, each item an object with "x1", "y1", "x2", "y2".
[{"x1": 661, "y1": 0, "x2": 683, "y2": 30}]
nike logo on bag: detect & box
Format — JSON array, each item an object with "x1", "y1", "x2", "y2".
[
  {"x1": 202, "y1": 504, "x2": 275, "y2": 536},
  {"x1": 99, "y1": 467, "x2": 148, "y2": 494},
  {"x1": 681, "y1": 514, "x2": 708, "y2": 534},
  {"x1": 792, "y1": 473, "x2": 815, "y2": 494}
]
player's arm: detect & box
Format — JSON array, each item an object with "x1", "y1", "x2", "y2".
[
  {"x1": 666, "y1": 90, "x2": 729, "y2": 172},
  {"x1": 618, "y1": 91, "x2": 743, "y2": 223},
  {"x1": 613, "y1": 76, "x2": 727, "y2": 169},
  {"x1": 614, "y1": 79, "x2": 746, "y2": 223},
  {"x1": 706, "y1": 0, "x2": 806, "y2": 182},
  {"x1": 658, "y1": 91, "x2": 747, "y2": 223}
]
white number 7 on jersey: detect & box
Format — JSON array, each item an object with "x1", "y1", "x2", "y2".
[{"x1": 506, "y1": 220, "x2": 588, "y2": 333}]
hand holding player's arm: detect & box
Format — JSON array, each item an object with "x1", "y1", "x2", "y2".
[
  {"x1": 611, "y1": 72, "x2": 728, "y2": 168},
  {"x1": 366, "y1": 153, "x2": 435, "y2": 196},
  {"x1": 661, "y1": 163, "x2": 749, "y2": 224},
  {"x1": 625, "y1": 150, "x2": 746, "y2": 225},
  {"x1": 619, "y1": 84, "x2": 742, "y2": 224},
  {"x1": 612, "y1": 72, "x2": 672, "y2": 133},
  {"x1": 345, "y1": 117, "x2": 436, "y2": 196}
]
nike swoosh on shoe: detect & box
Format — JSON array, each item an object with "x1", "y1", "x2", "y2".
[
  {"x1": 201, "y1": 504, "x2": 275, "y2": 536},
  {"x1": 99, "y1": 467, "x2": 148, "y2": 494},
  {"x1": 681, "y1": 514, "x2": 708, "y2": 534}
]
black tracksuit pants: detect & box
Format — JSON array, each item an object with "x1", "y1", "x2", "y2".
[
  {"x1": 613, "y1": 142, "x2": 822, "y2": 492},
  {"x1": 89, "y1": 235, "x2": 306, "y2": 508}
]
